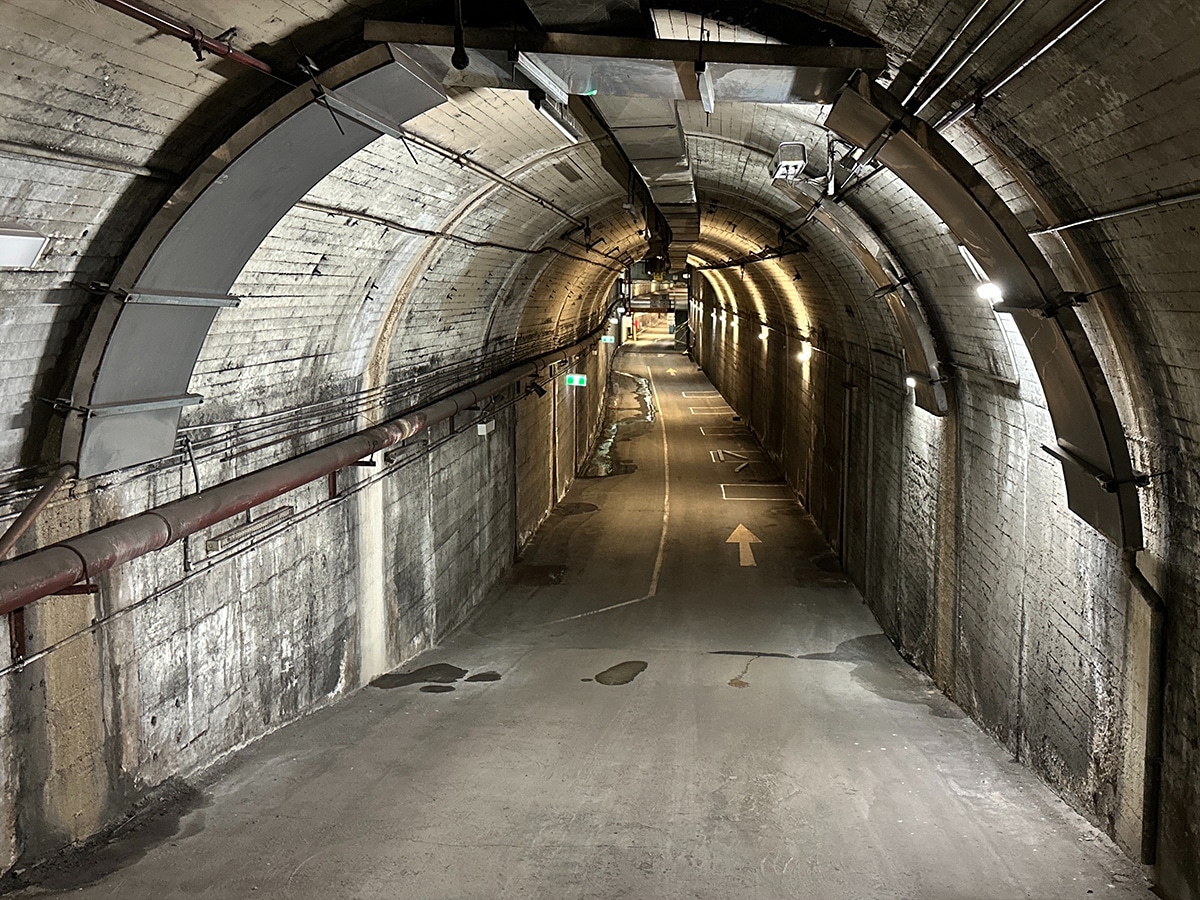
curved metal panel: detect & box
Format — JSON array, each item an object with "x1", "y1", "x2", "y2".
[
  {"x1": 64, "y1": 44, "x2": 447, "y2": 477},
  {"x1": 775, "y1": 179, "x2": 949, "y2": 415},
  {"x1": 826, "y1": 74, "x2": 1141, "y2": 548}
]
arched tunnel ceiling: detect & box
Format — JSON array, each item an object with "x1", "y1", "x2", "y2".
[{"x1": 0, "y1": 0, "x2": 1193, "y2": 548}]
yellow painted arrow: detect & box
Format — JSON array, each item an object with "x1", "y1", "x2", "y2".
[
  {"x1": 726, "y1": 524, "x2": 761, "y2": 567},
  {"x1": 666, "y1": 368, "x2": 677, "y2": 375}
]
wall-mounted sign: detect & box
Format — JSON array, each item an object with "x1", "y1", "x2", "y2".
[
  {"x1": 565, "y1": 374, "x2": 588, "y2": 387},
  {"x1": 601, "y1": 335, "x2": 615, "y2": 344}
]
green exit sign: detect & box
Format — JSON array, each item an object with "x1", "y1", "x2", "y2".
[
  {"x1": 601, "y1": 335, "x2": 615, "y2": 343},
  {"x1": 565, "y1": 374, "x2": 588, "y2": 387}
]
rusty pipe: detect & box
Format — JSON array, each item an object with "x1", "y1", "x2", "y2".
[
  {"x1": 0, "y1": 332, "x2": 602, "y2": 615},
  {"x1": 92, "y1": 0, "x2": 273, "y2": 74},
  {"x1": 0, "y1": 464, "x2": 77, "y2": 561}
]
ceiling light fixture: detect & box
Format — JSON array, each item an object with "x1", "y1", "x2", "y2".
[
  {"x1": 696, "y1": 60, "x2": 715, "y2": 113},
  {"x1": 515, "y1": 52, "x2": 570, "y2": 105}
]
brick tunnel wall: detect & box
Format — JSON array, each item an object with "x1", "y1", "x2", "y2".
[
  {"x1": 0, "y1": 346, "x2": 614, "y2": 872},
  {"x1": 691, "y1": 285, "x2": 1156, "y2": 872}
]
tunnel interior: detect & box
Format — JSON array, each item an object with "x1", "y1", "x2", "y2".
[{"x1": 0, "y1": 0, "x2": 1198, "y2": 897}]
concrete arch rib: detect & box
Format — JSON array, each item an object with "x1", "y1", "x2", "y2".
[
  {"x1": 62, "y1": 44, "x2": 447, "y2": 478},
  {"x1": 826, "y1": 74, "x2": 1142, "y2": 548}
]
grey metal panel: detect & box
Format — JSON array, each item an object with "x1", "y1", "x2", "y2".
[
  {"x1": 653, "y1": 183, "x2": 699, "y2": 205},
  {"x1": 77, "y1": 408, "x2": 186, "y2": 478},
  {"x1": 825, "y1": 75, "x2": 1141, "y2": 547},
  {"x1": 65, "y1": 45, "x2": 447, "y2": 477},
  {"x1": 523, "y1": 0, "x2": 642, "y2": 31},
  {"x1": 611, "y1": 126, "x2": 687, "y2": 159},
  {"x1": 91, "y1": 304, "x2": 220, "y2": 403}
]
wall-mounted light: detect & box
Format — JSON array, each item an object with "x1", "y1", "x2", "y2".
[
  {"x1": 609, "y1": 316, "x2": 619, "y2": 324},
  {"x1": 797, "y1": 340, "x2": 813, "y2": 363},
  {"x1": 0, "y1": 224, "x2": 49, "y2": 269},
  {"x1": 976, "y1": 281, "x2": 1003, "y2": 304},
  {"x1": 905, "y1": 376, "x2": 918, "y2": 388},
  {"x1": 759, "y1": 325, "x2": 770, "y2": 342}
]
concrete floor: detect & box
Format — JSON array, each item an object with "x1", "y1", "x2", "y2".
[{"x1": 18, "y1": 333, "x2": 1154, "y2": 898}]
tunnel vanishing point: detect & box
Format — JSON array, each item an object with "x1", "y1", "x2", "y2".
[{"x1": 0, "y1": 0, "x2": 1198, "y2": 896}]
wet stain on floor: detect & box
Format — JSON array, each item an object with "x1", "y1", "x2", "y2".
[
  {"x1": 465, "y1": 671, "x2": 502, "y2": 683},
  {"x1": 814, "y1": 554, "x2": 843, "y2": 573},
  {"x1": 582, "y1": 372, "x2": 654, "y2": 477},
  {"x1": 371, "y1": 664, "x2": 502, "y2": 694},
  {"x1": 726, "y1": 655, "x2": 762, "y2": 688},
  {"x1": 511, "y1": 563, "x2": 567, "y2": 586},
  {"x1": 371, "y1": 664, "x2": 467, "y2": 688},
  {"x1": 553, "y1": 502, "x2": 599, "y2": 517},
  {"x1": 594, "y1": 661, "x2": 647, "y2": 685},
  {"x1": 798, "y1": 634, "x2": 964, "y2": 718},
  {"x1": 0, "y1": 777, "x2": 206, "y2": 894},
  {"x1": 711, "y1": 650, "x2": 794, "y2": 659}
]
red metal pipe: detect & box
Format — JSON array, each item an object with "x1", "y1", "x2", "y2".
[
  {"x1": 0, "y1": 464, "x2": 76, "y2": 560},
  {"x1": 93, "y1": 0, "x2": 273, "y2": 75},
  {"x1": 0, "y1": 333, "x2": 600, "y2": 616}
]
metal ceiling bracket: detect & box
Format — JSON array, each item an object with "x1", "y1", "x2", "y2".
[
  {"x1": 827, "y1": 73, "x2": 1142, "y2": 548},
  {"x1": 83, "y1": 395, "x2": 203, "y2": 418}
]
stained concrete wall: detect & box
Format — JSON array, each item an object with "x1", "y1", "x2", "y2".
[
  {"x1": 0, "y1": 345, "x2": 612, "y2": 875},
  {"x1": 692, "y1": 282, "x2": 1169, "y2": 886}
]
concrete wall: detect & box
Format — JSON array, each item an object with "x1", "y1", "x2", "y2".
[
  {"x1": 0, "y1": 345, "x2": 612, "y2": 874},
  {"x1": 692, "y1": 282, "x2": 1178, "y2": 888}
]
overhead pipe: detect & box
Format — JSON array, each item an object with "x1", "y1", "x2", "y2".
[
  {"x1": 1027, "y1": 189, "x2": 1200, "y2": 236},
  {"x1": 913, "y1": 0, "x2": 1029, "y2": 118},
  {"x1": 0, "y1": 464, "x2": 77, "y2": 561},
  {"x1": 901, "y1": 0, "x2": 994, "y2": 107},
  {"x1": 0, "y1": 330, "x2": 606, "y2": 615},
  {"x1": 92, "y1": 0, "x2": 273, "y2": 75},
  {"x1": 936, "y1": 0, "x2": 1112, "y2": 129}
]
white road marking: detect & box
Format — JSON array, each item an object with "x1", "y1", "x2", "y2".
[
  {"x1": 681, "y1": 391, "x2": 721, "y2": 398},
  {"x1": 689, "y1": 407, "x2": 734, "y2": 415},
  {"x1": 701, "y1": 426, "x2": 747, "y2": 436},
  {"x1": 544, "y1": 363, "x2": 671, "y2": 626},
  {"x1": 720, "y1": 483, "x2": 794, "y2": 501},
  {"x1": 727, "y1": 524, "x2": 762, "y2": 567}
]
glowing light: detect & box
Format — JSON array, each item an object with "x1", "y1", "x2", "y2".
[
  {"x1": 977, "y1": 282, "x2": 1003, "y2": 304},
  {"x1": 905, "y1": 376, "x2": 918, "y2": 388},
  {"x1": 759, "y1": 325, "x2": 770, "y2": 342},
  {"x1": 798, "y1": 340, "x2": 813, "y2": 363}
]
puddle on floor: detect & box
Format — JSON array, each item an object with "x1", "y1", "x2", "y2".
[
  {"x1": 594, "y1": 661, "x2": 648, "y2": 685},
  {"x1": 372, "y1": 664, "x2": 467, "y2": 688},
  {"x1": 582, "y1": 371, "x2": 654, "y2": 477},
  {"x1": 371, "y1": 665, "x2": 504, "y2": 693},
  {"x1": 465, "y1": 671, "x2": 502, "y2": 683}
]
